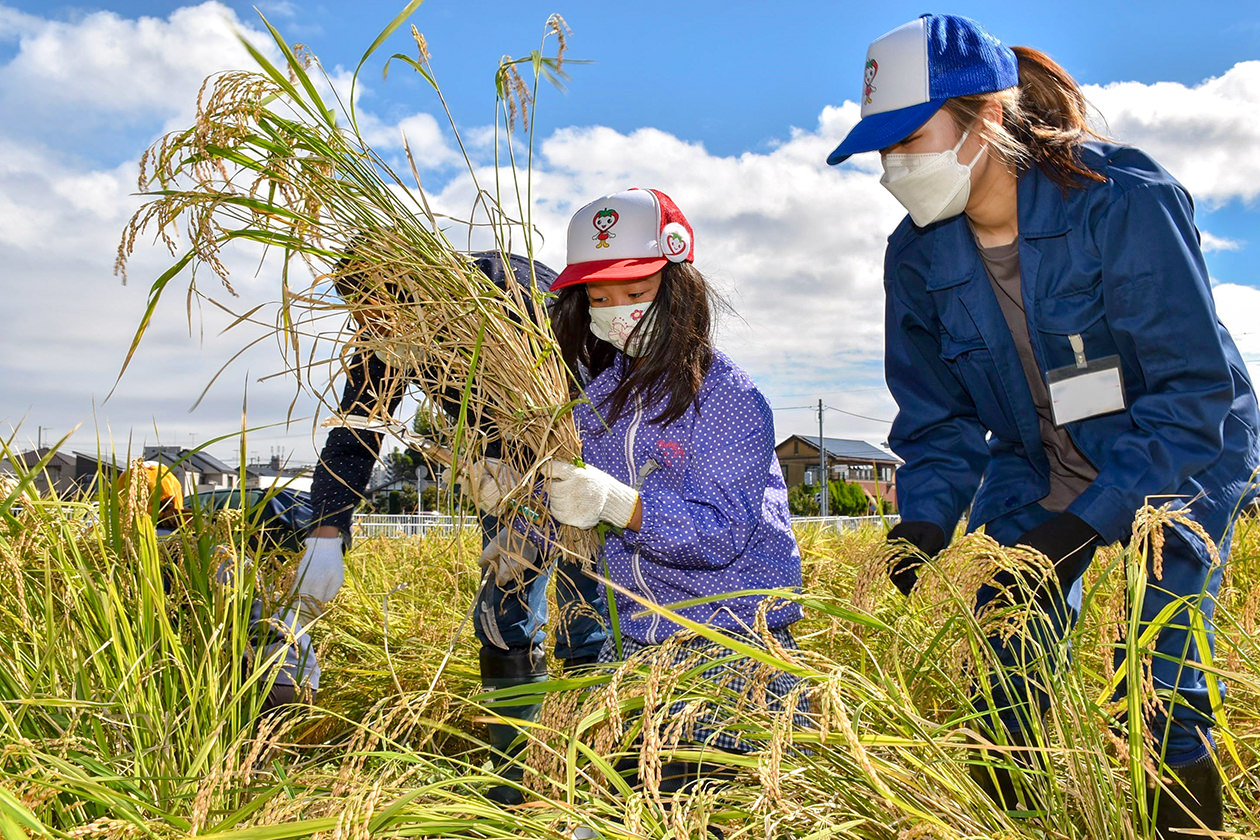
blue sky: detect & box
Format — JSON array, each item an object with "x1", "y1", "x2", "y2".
[
  {"x1": 11, "y1": 1, "x2": 1260, "y2": 166},
  {"x1": 2, "y1": 0, "x2": 1259, "y2": 467}
]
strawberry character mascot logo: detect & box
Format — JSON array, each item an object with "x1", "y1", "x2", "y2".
[
  {"x1": 592, "y1": 207, "x2": 619, "y2": 249},
  {"x1": 863, "y1": 58, "x2": 878, "y2": 104},
  {"x1": 663, "y1": 230, "x2": 687, "y2": 259},
  {"x1": 609, "y1": 307, "x2": 645, "y2": 344}
]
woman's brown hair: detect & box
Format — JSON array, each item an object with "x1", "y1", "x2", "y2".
[
  {"x1": 551, "y1": 261, "x2": 714, "y2": 427},
  {"x1": 943, "y1": 46, "x2": 1107, "y2": 190}
]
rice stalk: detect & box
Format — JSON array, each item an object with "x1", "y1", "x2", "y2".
[{"x1": 114, "y1": 7, "x2": 595, "y2": 569}]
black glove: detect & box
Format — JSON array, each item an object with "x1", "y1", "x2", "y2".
[
  {"x1": 1007, "y1": 512, "x2": 1099, "y2": 599},
  {"x1": 885, "y1": 521, "x2": 947, "y2": 596}
]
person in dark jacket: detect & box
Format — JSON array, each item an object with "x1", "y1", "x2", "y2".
[
  {"x1": 296, "y1": 249, "x2": 606, "y2": 804},
  {"x1": 537, "y1": 188, "x2": 808, "y2": 796},
  {"x1": 827, "y1": 14, "x2": 1259, "y2": 836}
]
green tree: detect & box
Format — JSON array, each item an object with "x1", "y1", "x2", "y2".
[
  {"x1": 829, "y1": 480, "x2": 869, "y2": 517},
  {"x1": 788, "y1": 483, "x2": 820, "y2": 517},
  {"x1": 397, "y1": 484, "x2": 418, "y2": 512}
]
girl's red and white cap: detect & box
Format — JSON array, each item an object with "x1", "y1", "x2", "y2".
[{"x1": 552, "y1": 188, "x2": 694, "y2": 290}]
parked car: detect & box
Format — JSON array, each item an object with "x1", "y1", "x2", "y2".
[{"x1": 187, "y1": 486, "x2": 312, "y2": 552}]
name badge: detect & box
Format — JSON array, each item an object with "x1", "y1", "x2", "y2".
[{"x1": 1045, "y1": 334, "x2": 1126, "y2": 426}]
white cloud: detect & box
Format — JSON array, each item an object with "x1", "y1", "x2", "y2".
[
  {"x1": 0, "y1": 3, "x2": 267, "y2": 117},
  {"x1": 3, "y1": 3, "x2": 1259, "y2": 465},
  {"x1": 359, "y1": 111, "x2": 459, "y2": 167},
  {"x1": 1210, "y1": 283, "x2": 1260, "y2": 385},
  {"x1": 1085, "y1": 61, "x2": 1260, "y2": 205},
  {"x1": 1202, "y1": 231, "x2": 1243, "y2": 253}
]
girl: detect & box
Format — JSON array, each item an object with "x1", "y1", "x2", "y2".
[
  {"x1": 827, "y1": 14, "x2": 1259, "y2": 837},
  {"x1": 538, "y1": 187, "x2": 808, "y2": 788}
]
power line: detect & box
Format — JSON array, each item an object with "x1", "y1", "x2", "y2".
[
  {"x1": 824, "y1": 404, "x2": 894, "y2": 425},
  {"x1": 772, "y1": 403, "x2": 895, "y2": 424},
  {"x1": 762, "y1": 386, "x2": 890, "y2": 401}
]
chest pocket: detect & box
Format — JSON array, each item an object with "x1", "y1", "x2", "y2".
[{"x1": 1033, "y1": 286, "x2": 1112, "y2": 372}]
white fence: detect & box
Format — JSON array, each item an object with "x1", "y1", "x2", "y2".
[
  {"x1": 789, "y1": 514, "x2": 900, "y2": 532},
  {"x1": 352, "y1": 513, "x2": 898, "y2": 538},
  {"x1": 352, "y1": 513, "x2": 474, "y2": 538}
]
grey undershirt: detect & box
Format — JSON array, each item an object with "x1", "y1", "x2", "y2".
[{"x1": 976, "y1": 238, "x2": 1098, "y2": 513}]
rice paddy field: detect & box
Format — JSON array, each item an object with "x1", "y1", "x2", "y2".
[
  {"x1": 6, "y1": 6, "x2": 1258, "y2": 838},
  {"x1": 2, "y1": 482, "x2": 1259, "y2": 839}
]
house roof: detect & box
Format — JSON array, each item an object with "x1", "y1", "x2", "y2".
[
  {"x1": 5, "y1": 448, "x2": 77, "y2": 470},
  {"x1": 142, "y1": 446, "x2": 235, "y2": 475},
  {"x1": 73, "y1": 451, "x2": 124, "y2": 470},
  {"x1": 788, "y1": 435, "x2": 903, "y2": 465}
]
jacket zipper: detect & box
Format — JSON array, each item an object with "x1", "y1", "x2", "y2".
[{"x1": 623, "y1": 398, "x2": 663, "y2": 643}]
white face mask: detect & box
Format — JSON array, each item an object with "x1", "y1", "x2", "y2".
[
  {"x1": 589, "y1": 301, "x2": 655, "y2": 357},
  {"x1": 880, "y1": 130, "x2": 986, "y2": 228}
]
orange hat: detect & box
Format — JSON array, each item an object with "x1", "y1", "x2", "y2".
[{"x1": 117, "y1": 461, "x2": 184, "y2": 517}]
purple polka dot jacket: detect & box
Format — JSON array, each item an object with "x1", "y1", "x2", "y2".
[{"x1": 576, "y1": 349, "x2": 804, "y2": 645}]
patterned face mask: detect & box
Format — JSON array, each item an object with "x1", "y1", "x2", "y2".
[{"x1": 589, "y1": 301, "x2": 655, "y2": 357}]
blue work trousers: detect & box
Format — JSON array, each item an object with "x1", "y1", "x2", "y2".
[{"x1": 977, "y1": 502, "x2": 1227, "y2": 766}]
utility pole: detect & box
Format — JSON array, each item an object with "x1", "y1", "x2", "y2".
[{"x1": 818, "y1": 399, "x2": 828, "y2": 517}]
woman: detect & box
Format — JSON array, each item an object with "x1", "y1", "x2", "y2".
[
  {"x1": 539, "y1": 187, "x2": 808, "y2": 791},
  {"x1": 827, "y1": 14, "x2": 1258, "y2": 836}
]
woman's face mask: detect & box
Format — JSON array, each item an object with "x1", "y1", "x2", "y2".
[
  {"x1": 880, "y1": 129, "x2": 987, "y2": 227},
  {"x1": 589, "y1": 301, "x2": 655, "y2": 357}
]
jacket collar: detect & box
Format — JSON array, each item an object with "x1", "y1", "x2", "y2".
[
  {"x1": 925, "y1": 215, "x2": 980, "y2": 290},
  {"x1": 1016, "y1": 164, "x2": 1072, "y2": 240},
  {"x1": 920, "y1": 164, "x2": 1070, "y2": 291}
]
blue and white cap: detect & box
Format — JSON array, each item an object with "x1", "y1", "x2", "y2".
[{"x1": 826, "y1": 14, "x2": 1018, "y2": 165}]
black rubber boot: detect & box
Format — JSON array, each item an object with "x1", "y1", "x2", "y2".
[
  {"x1": 480, "y1": 646, "x2": 548, "y2": 806},
  {"x1": 243, "y1": 652, "x2": 314, "y2": 721},
  {"x1": 968, "y1": 728, "x2": 1046, "y2": 815},
  {"x1": 1147, "y1": 754, "x2": 1224, "y2": 839},
  {"x1": 560, "y1": 652, "x2": 601, "y2": 675}
]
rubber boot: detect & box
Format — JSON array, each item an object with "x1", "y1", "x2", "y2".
[
  {"x1": 243, "y1": 652, "x2": 315, "y2": 720},
  {"x1": 561, "y1": 652, "x2": 601, "y2": 675},
  {"x1": 968, "y1": 728, "x2": 1047, "y2": 815},
  {"x1": 1147, "y1": 753, "x2": 1224, "y2": 839},
  {"x1": 481, "y1": 646, "x2": 548, "y2": 806}
]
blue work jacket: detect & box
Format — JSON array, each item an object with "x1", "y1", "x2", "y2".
[{"x1": 884, "y1": 141, "x2": 1260, "y2": 545}]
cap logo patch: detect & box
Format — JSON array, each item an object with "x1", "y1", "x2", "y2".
[
  {"x1": 592, "y1": 207, "x2": 619, "y2": 249},
  {"x1": 659, "y1": 221, "x2": 691, "y2": 262},
  {"x1": 863, "y1": 58, "x2": 878, "y2": 104}
]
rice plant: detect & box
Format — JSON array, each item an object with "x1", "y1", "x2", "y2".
[
  {"x1": 5, "y1": 5, "x2": 1255, "y2": 838},
  {"x1": 5, "y1": 435, "x2": 1260, "y2": 838},
  {"x1": 114, "y1": 3, "x2": 593, "y2": 568}
]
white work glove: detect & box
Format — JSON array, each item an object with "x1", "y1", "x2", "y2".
[
  {"x1": 541, "y1": 461, "x2": 639, "y2": 531},
  {"x1": 291, "y1": 536, "x2": 345, "y2": 623},
  {"x1": 371, "y1": 336, "x2": 425, "y2": 373},
  {"x1": 479, "y1": 527, "x2": 542, "y2": 586},
  {"x1": 461, "y1": 458, "x2": 521, "y2": 515}
]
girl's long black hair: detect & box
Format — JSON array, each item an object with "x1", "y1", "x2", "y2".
[{"x1": 552, "y1": 261, "x2": 715, "y2": 426}]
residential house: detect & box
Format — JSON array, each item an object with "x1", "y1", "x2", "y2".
[
  {"x1": 245, "y1": 454, "x2": 313, "y2": 493},
  {"x1": 775, "y1": 435, "x2": 902, "y2": 509},
  {"x1": 0, "y1": 448, "x2": 80, "y2": 496},
  {"x1": 142, "y1": 446, "x2": 238, "y2": 496}
]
